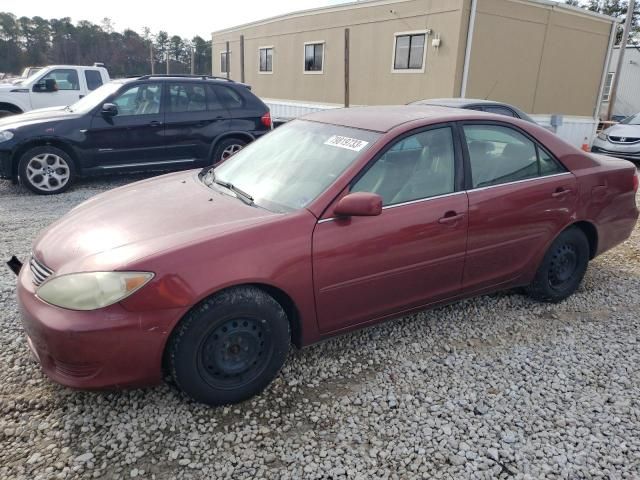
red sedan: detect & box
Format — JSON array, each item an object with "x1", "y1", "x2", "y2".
[{"x1": 15, "y1": 106, "x2": 639, "y2": 406}]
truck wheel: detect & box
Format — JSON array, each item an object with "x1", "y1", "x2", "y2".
[
  {"x1": 212, "y1": 138, "x2": 247, "y2": 164},
  {"x1": 168, "y1": 286, "x2": 290, "y2": 406},
  {"x1": 18, "y1": 146, "x2": 76, "y2": 195},
  {"x1": 526, "y1": 227, "x2": 589, "y2": 303}
]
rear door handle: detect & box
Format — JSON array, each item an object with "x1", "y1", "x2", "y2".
[
  {"x1": 149, "y1": 121, "x2": 163, "y2": 127},
  {"x1": 551, "y1": 188, "x2": 571, "y2": 198},
  {"x1": 438, "y1": 211, "x2": 464, "y2": 225}
]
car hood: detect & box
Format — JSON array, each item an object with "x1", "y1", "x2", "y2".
[
  {"x1": 0, "y1": 107, "x2": 78, "y2": 130},
  {"x1": 33, "y1": 171, "x2": 278, "y2": 274},
  {"x1": 604, "y1": 124, "x2": 640, "y2": 138}
]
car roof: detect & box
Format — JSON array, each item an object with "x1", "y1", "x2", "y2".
[
  {"x1": 411, "y1": 98, "x2": 509, "y2": 107},
  {"x1": 301, "y1": 105, "x2": 505, "y2": 133}
]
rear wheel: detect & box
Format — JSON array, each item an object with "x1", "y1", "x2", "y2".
[
  {"x1": 212, "y1": 137, "x2": 247, "y2": 165},
  {"x1": 526, "y1": 227, "x2": 589, "y2": 303},
  {"x1": 168, "y1": 286, "x2": 290, "y2": 406},
  {"x1": 18, "y1": 146, "x2": 75, "y2": 195}
]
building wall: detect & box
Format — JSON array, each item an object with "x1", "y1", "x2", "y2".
[
  {"x1": 600, "y1": 47, "x2": 640, "y2": 118},
  {"x1": 466, "y1": 0, "x2": 613, "y2": 116},
  {"x1": 212, "y1": 0, "x2": 468, "y2": 105}
]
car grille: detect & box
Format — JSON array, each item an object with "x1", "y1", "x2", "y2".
[
  {"x1": 30, "y1": 256, "x2": 54, "y2": 287},
  {"x1": 608, "y1": 136, "x2": 640, "y2": 144}
]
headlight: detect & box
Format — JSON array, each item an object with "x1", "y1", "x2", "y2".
[
  {"x1": 37, "y1": 271, "x2": 154, "y2": 311},
  {"x1": 0, "y1": 130, "x2": 14, "y2": 143},
  {"x1": 597, "y1": 132, "x2": 608, "y2": 141}
]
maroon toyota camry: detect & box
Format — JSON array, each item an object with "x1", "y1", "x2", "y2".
[{"x1": 14, "y1": 106, "x2": 639, "y2": 406}]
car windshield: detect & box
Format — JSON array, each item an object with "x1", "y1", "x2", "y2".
[
  {"x1": 620, "y1": 113, "x2": 640, "y2": 125},
  {"x1": 204, "y1": 120, "x2": 380, "y2": 212},
  {"x1": 66, "y1": 82, "x2": 123, "y2": 113}
]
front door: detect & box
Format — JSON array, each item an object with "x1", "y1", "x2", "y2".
[
  {"x1": 30, "y1": 68, "x2": 83, "y2": 110},
  {"x1": 86, "y1": 82, "x2": 168, "y2": 167},
  {"x1": 313, "y1": 126, "x2": 468, "y2": 333},
  {"x1": 460, "y1": 123, "x2": 578, "y2": 290},
  {"x1": 163, "y1": 82, "x2": 230, "y2": 164}
]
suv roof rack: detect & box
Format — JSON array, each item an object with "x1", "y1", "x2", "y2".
[{"x1": 134, "y1": 74, "x2": 235, "y2": 82}]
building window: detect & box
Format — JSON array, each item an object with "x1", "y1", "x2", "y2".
[
  {"x1": 220, "y1": 51, "x2": 230, "y2": 74},
  {"x1": 259, "y1": 47, "x2": 273, "y2": 73},
  {"x1": 392, "y1": 32, "x2": 427, "y2": 73},
  {"x1": 602, "y1": 72, "x2": 614, "y2": 102},
  {"x1": 304, "y1": 42, "x2": 324, "y2": 74}
]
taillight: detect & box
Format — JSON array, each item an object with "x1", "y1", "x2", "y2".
[
  {"x1": 261, "y1": 111, "x2": 272, "y2": 129},
  {"x1": 633, "y1": 172, "x2": 639, "y2": 192}
]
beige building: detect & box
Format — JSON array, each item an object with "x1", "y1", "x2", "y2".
[{"x1": 212, "y1": 0, "x2": 618, "y2": 117}]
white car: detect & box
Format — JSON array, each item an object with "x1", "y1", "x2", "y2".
[
  {"x1": 592, "y1": 113, "x2": 640, "y2": 162},
  {"x1": 0, "y1": 65, "x2": 110, "y2": 118}
]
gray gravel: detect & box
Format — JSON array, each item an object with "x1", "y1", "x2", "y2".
[{"x1": 1, "y1": 172, "x2": 640, "y2": 480}]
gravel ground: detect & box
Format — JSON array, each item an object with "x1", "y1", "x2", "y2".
[{"x1": 1, "y1": 172, "x2": 639, "y2": 480}]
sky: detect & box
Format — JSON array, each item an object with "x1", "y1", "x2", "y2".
[{"x1": 1, "y1": 0, "x2": 351, "y2": 39}]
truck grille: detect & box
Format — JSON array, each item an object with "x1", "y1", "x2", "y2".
[
  {"x1": 30, "y1": 257, "x2": 53, "y2": 287},
  {"x1": 608, "y1": 136, "x2": 640, "y2": 144}
]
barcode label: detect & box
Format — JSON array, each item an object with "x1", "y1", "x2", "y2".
[{"x1": 324, "y1": 135, "x2": 369, "y2": 152}]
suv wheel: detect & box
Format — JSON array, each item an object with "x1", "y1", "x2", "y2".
[
  {"x1": 18, "y1": 146, "x2": 76, "y2": 195},
  {"x1": 168, "y1": 286, "x2": 290, "y2": 406},
  {"x1": 213, "y1": 138, "x2": 247, "y2": 164}
]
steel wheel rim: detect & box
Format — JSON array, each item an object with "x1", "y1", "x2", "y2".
[
  {"x1": 549, "y1": 243, "x2": 578, "y2": 288},
  {"x1": 198, "y1": 317, "x2": 272, "y2": 390},
  {"x1": 25, "y1": 153, "x2": 70, "y2": 192},
  {"x1": 221, "y1": 144, "x2": 243, "y2": 160}
]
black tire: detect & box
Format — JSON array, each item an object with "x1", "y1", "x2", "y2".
[
  {"x1": 168, "y1": 286, "x2": 290, "y2": 406},
  {"x1": 18, "y1": 146, "x2": 76, "y2": 195},
  {"x1": 212, "y1": 137, "x2": 247, "y2": 165},
  {"x1": 526, "y1": 227, "x2": 590, "y2": 303},
  {"x1": 0, "y1": 110, "x2": 17, "y2": 119}
]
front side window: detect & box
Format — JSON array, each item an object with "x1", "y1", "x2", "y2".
[
  {"x1": 352, "y1": 127, "x2": 455, "y2": 206},
  {"x1": 206, "y1": 120, "x2": 380, "y2": 212},
  {"x1": 84, "y1": 70, "x2": 103, "y2": 91},
  {"x1": 168, "y1": 83, "x2": 207, "y2": 112},
  {"x1": 38, "y1": 69, "x2": 80, "y2": 90},
  {"x1": 221, "y1": 51, "x2": 230, "y2": 73},
  {"x1": 304, "y1": 43, "x2": 324, "y2": 73},
  {"x1": 463, "y1": 124, "x2": 563, "y2": 188},
  {"x1": 259, "y1": 47, "x2": 273, "y2": 73},
  {"x1": 112, "y1": 83, "x2": 161, "y2": 116},
  {"x1": 393, "y1": 33, "x2": 426, "y2": 71}
]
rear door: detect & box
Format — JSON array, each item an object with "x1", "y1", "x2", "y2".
[
  {"x1": 163, "y1": 82, "x2": 230, "y2": 164},
  {"x1": 213, "y1": 84, "x2": 268, "y2": 136},
  {"x1": 460, "y1": 122, "x2": 577, "y2": 291},
  {"x1": 86, "y1": 82, "x2": 169, "y2": 167},
  {"x1": 312, "y1": 125, "x2": 468, "y2": 333}
]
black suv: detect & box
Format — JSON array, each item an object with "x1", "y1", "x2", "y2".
[{"x1": 0, "y1": 75, "x2": 272, "y2": 194}]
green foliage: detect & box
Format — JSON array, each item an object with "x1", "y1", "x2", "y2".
[
  {"x1": 0, "y1": 13, "x2": 212, "y2": 76},
  {"x1": 566, "y1": 0, "x2": 639, "y2": 44}
]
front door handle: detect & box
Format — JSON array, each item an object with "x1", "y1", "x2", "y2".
[
  {"x1": 149, "y1": 121, "x2": 163, "y2": 127},
  {"x1": 552, "y1": 187, "x2": 571, "y2": 198},
  {"x1": 438, "y1": 211, "x2": 464, "y2": 225}
]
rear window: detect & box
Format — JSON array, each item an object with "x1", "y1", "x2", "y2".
[{"x1": 84, "y1": 70, "x2": 103, "y2": 91}]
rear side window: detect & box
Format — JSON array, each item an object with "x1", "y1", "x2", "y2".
[
  {"x1": 84, "y1": 70, "x2": 103, "y2": 91},
  {"x1": 483, "y1": 106, "x2": 517, "y2": 118},
  {"x1": 168, "y1": 83, "x2": 207, "y2": 112},
  {"x1": 214, "y1": 86, "x2": 244, "y2": 109},
  {"x1": 463, "y1": 124, "x2": 563, "y2": 188}
]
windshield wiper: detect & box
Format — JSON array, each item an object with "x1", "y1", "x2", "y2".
[{"x1": 205, "y1": 170, "x2": 254, "y2": 205}]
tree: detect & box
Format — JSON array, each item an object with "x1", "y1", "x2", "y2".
[{"x1": 567, "y1": 0, "x2": 639, "y2": 43}]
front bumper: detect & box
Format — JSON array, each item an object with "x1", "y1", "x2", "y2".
[
  {"x1": 591, "y1": 139, "x2": 640, "y2": 161},
  {"x1": 16, "y1": 262, "x2": 182, "y2": 389}
]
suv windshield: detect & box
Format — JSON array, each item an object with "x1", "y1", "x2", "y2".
[
  {"x1": 620, "y1": 113, "x2": 640, "y2": 125},
  {"x1": 204, "y1": 120, "x2": 380, "y2": 212},
  {"x1": 66, "y1": 82, "x2": 123, "y2": 113}
]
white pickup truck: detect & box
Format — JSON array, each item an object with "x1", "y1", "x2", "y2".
[{"x1": 0, "y1": 65, "x2": 110, "y2": 118}]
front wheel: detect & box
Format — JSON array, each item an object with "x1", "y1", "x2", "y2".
[
  {"x1": 526, "y1": 227, "x2": 590, "y2": 303},
  {"x1": 18, "y1": 146, "x2": 75, "y2": 195},
  {"x1": 168, "y1": 286, "x2": 290, "y2": 406}
]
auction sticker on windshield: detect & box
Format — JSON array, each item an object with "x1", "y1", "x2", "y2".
[{"x1": 324, "y1": 135, "x2": 369, "y2": 152}]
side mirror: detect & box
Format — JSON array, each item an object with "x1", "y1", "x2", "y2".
[
  {"x1": 33, "y1": 79, "x2": 58, "y2": 92},
  {"x1": 101, "y1": 103, "x2": 118, "y2": 116},
  {"x1": 334, "y1": 192, "x2": 382, "y2": 217}
]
